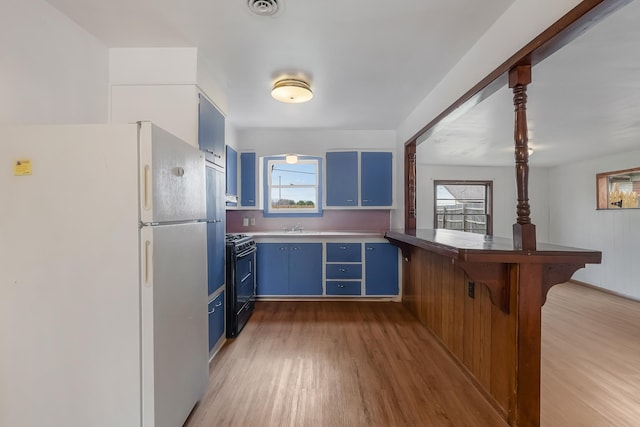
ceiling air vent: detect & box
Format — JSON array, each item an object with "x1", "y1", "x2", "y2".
[{"x1": 248, "y1": 0, "x2": 280, "y2": 16}]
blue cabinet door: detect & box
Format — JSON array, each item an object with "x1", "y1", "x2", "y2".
[
  {"x1": 325, "y1": 151, "x2": 358, "y2": 206},
  {"x1": 208, "y1": 291, "x2": 225, "y2": 351},
  {"x1": 240, "y1": 152, "x2": 256, "y2": 206},
  {"x1": 365, "y1": 243, "x2": 399, "y2": 295},
  {"x1": 289, "y1": 243, "x2": 322, "y2": 295},
  {"x1": 226, "y1": 146, "x2": 238, "y2": 201},
  {"x1": 361, "y1": 152, "x2": 392, "y2": 206},
  {"x1": 206, "y1": 166, "x2": 225, "y2": 295},
  {"x1": 198, "y1": 94, "x2": 225, "y2": 167},
  {"x1": 256, "y1": 243, "x2": 289, "y2": 295}
]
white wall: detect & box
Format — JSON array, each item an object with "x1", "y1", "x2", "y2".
[
  {"x1": 109, "y1": 48, "x2": 229, "y2": 149},
  {"x1": 397, "y1": 0, "x2": 583, "y2": 145},
  {"x1": 548, "y1": 149, "x2": 640, "y2": 300},
  {"x1": 416, "y1": 163, "x2": 549, "y2": 241},
  {"x1": 0, "y1": 0, "x2": 108, "y2": 124},
  {"x1": 236, "y1": 128, "x2": 396, "y2": 157},
  {"x1": 392, "y1": 0, "x2": 584, "y2": 229}
]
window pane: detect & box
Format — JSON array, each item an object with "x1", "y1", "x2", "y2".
[
  {"x1": 271, "y1": 187, "x2": 317, "y2": 209},
  {"x1": 434, "y1": 182, "x2": 490, "y2": 235},
  {"x1": 271, "y1": 163, "x2": 317, "y2": 186}
]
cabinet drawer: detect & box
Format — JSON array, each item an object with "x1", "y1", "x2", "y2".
[
  {"x1": 326, "y1": 243, "x2": 361, "y2": 262},
  {"x1": 326, "y1": 281, "x2": 361, "y2": 296},
  {"x1": 208, "y1": 292, "x2": 225, "y2": 351},
  {"x1": 326, "y1": 264, "x2": 362, "y2": 279}
]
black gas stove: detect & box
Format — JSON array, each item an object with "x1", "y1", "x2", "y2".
[
  {"x1": 225, "y1": 233, "x2": 256, "y2": 255},
  {"x1": 225, "y1": 233, "x2": 256, "y2": 337}
]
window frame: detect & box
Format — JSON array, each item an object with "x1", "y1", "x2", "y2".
[
  {"x1": 596, "y1": 167, "x2": 640, "y2": 209},
  {"x1": 433, "y1": 180, "x2": 493, "y2": 236},
  {"x1": 263, "y1": 156, "x2": 323, "y2": 217}
]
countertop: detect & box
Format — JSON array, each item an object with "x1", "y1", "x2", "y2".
[
  {"x1": 385, "y1": 228, "x2": 602, "y2": 264},
  {"x1": 246, "y1": 230, "x2": 386, "y2": 238}
]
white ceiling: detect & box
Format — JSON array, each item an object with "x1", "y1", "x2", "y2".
[
  {"x1": 417, "y1": 0, "x2": 640, "y2": 167},
  {"x1": 44, "y1": 0, "x2": 516, "y2": 130}
]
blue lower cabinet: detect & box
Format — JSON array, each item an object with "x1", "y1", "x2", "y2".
[
  {"x1": 326, "y1": 281, "x2": 361, "y2": 296},
  {"x1": 256, "y1": 243, "x2": 289, "y2": 295},
  {"x1": 365, "y1": 243, "x2": 399, "y2": 295},
  {"x1": 289, "y1": 244, "x2": 322, "y2": 295},
  {"x1": 256, "y1": 243, "x2": 322, "y2": 296},
  {"x1": 208, "y1": 292, "x2": 225, "y2": 351}
]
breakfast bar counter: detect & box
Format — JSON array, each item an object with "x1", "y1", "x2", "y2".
[{"x1": 385, "y1": 228, "x2": 601, "y2": 427}]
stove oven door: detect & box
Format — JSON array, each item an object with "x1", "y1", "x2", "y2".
[{"x1": 235, "y1": 246, "x2": 256, "y2": 310}]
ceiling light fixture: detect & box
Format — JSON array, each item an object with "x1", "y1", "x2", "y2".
[
  {"x1": 285, "y1": 154, "x2": 299, "y2": 164},
  {"x1": 271, "y1": 79, "x2": 313, "y2": 104}
]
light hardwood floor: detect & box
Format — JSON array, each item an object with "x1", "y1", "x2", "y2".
[
  {"x1": 185, "y1": 301, "x2": 507, "y2": 427},
  {"x1": 186, "y1": 283, "x2": 640, "y2": 427},
  {"x1": 541, "y1": 283, "x2": 640, "y2": 427}
]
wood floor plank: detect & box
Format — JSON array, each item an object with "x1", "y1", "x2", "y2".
[
  {"x1": 185, "y1": 301, "x2": 507, "y2": 427},
  {"x1": 541, "y1": 282, "x2": 640, "y2": 427},
  {"x1": 185, "y1": 283, "x2": 640, "y2": 427}
]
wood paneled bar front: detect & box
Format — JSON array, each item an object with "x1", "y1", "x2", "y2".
[{"x1": 385, "y1": 229, "x2": 601, "y2": 427}]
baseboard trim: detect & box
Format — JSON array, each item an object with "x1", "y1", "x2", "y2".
[{"x1": 568, "y1": 280, "x2": 640, "y2": 303}]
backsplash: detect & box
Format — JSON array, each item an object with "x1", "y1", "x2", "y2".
[{"x1": 226, "y1": 210, "x2": 391, "y2": 233}]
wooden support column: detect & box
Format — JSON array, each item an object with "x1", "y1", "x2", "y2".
[
  {"x1": 405, "y1": 142, "x2": 417, "y2": 230},
  {"x1": 509, "y1": 65, "x2": 537, "y2": 251}
]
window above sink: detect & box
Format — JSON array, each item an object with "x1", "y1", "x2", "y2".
[{"x1": 263, "y1": 156, "x2": 323, "y2": 217}]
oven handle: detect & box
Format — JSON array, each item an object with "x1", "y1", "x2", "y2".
[{"x1": 236, "y1": 245, "x2": 257, "y2": 259}]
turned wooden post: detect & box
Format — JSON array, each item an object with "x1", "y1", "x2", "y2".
[
  {"x1": 405, "y1": 142, "x2": 417, "y2": 229},
  {"x1": 509, "y1": 65, "x2": 536, "y2": 251}
]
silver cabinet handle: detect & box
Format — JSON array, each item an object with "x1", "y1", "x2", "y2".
[
  {"x1": 339, "y1": 268, "x2": 347, "y2": 272},
  {"x1": 215, "y1": 301, "x2": 222, "y2": 307},
  {"x1": 366, "y1": 247, "x2": 374, "y2": 251},
  {"x1": 292, "y1": 247, "x2": 299, "y2": 251},
  {"x1": 338, "y1": 284, "x2": 345, "y2": 288},
  {"x1": 280, "y1": 247, "x2": 286, "y2": 251},
  {"x1": 205, "y1": 149, "x2": 214, "y2": 153},
  {"x1": 208, "y1": 307, "x2": 215, "y2": 314},
  {"x1": 339, "y1": 246, "x2": 347, "y2": 250},
  {"x1": 347, "y1": 199, "x2": 354, "y2": 202}
]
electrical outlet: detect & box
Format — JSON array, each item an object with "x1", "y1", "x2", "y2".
[
  {"x1": 250, "y1": 217, "x2": 256, "y2": 226},
  {"x1": 468, "y1": 281, "x2": 475, "y2": 298},
  {"x1": 242, "y1": 217, "x2": 249, "y2": 227}
]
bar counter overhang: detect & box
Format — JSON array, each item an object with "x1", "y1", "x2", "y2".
[{"x1": 385, "y1": 228, "x2": 601, "y2": 427}]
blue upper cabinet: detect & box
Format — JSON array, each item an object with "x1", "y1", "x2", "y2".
[
  {"x1": 226, "y1": 146, "x2": 238, "y2": 206},
  {"x1": 326, "y1": 151, "x2": 358, "y2": 206},
  {"x1": 240, "y1": 152, "x2": 256, "y2": 207},
  {"x1": 325, "y1": 151, "x2": 393, "y2": 207},
  {"x1": 198, "y1": 94, "x2": 225, "y2": 167},
  {"x1": 361, "y1": 152, "x2": 393, "y2": 206}
]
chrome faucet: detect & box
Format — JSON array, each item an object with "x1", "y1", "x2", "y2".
[{"x1": 284, "y1": 223, "x2": 304, "y2": 233}]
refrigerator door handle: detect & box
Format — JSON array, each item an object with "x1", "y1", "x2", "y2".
[
  {"x1": 144, "y1": 165, "x2": 152, "y2": 211},
  {"x1": 144, "y1": 240, "x2": 153, "y2": 287}
]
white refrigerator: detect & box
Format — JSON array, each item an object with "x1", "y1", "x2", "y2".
[{"x1": 0, "y1": 122, "x2": 209, "y2": 427}]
